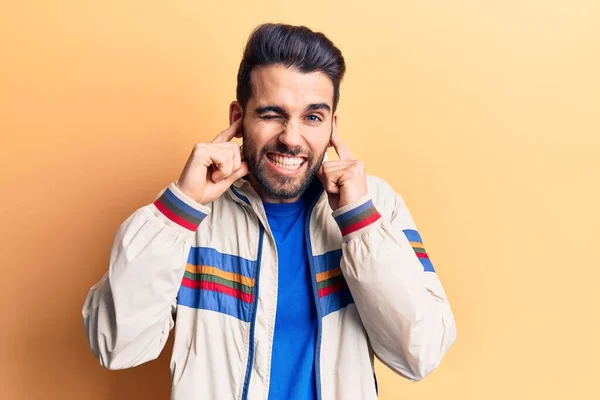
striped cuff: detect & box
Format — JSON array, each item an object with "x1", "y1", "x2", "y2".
[
  {"x1": 332, "y1": 195, "x2": 382, "y2": 238},
  {"x1": 153, "y1": 183, "x2": 210, "y2": 231}
]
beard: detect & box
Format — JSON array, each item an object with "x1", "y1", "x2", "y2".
[{"x1": 242, "y1": 123, "x2": 329, "y2": 200}]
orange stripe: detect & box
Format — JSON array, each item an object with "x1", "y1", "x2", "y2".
[
  {"x1": 410, "y1": 241, "x2": 424, "y2": 248},
  {"x1": 185, "y1": 264, "x2": 255, "y2": 287},
  {"x1": 316, "y1": 268, "x2": 342, "y2": 283}
]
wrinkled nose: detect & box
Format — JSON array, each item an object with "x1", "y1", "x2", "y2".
[{"x1": 277, "y1": 122, "x2": 303, "y2": 149}]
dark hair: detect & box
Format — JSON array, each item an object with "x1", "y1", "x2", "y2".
[{"x1": 236, "y1": 23, "x2": 346, "y2": 112}]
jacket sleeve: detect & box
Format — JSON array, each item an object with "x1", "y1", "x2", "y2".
[
  {"x1": 82, "y1": 182, "x2": 210, "y2": 370},
  {"x1": 333, "y1": 178, "x2": 456, "y2": 381}
]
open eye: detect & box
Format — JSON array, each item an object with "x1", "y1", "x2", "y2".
[{"x1": 306, "y1": 115, "x2": 322, "y2": 123}]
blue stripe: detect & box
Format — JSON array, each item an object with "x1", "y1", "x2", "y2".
[
  {"x1": 313, "y1": 249, "x2": 342, "y2": 274},
  {"x1": 333, "y1": 200, "x2": 373, "y2": 224},
  {"x1": 320, "y1": 286, "x2": 354, "y2": 316},
  {"x1": 163, "y1": 188, "x2": 208, "y2": 220},
  {"x1": 403, "y1": 229, "x2": 423, "y2": 244},
  {"x1": 241, "y1": 225, "x2": 264, "y2": 400},
  {"x1": 420, "y1": 258, "x2": 435, "y2": 272},
  {"x1": 187, "y1": 247, "x2": 256, "y2": 278},
  {"x1": 403, "y1": 229, "x2": 435, "y2": 272},
  {"x1": 177, "y1": 285, "x2": 251, "y2": 322},
  {"x1": 230, "y1": 186, "x2": 250, "y2": 205},
  {"x1": 313, "y1": 250, "x2": 354, "y2": 315}
]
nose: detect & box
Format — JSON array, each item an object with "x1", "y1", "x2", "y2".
[{"x1": 277, "y1": 122, "x2": 304, "y2": 149}]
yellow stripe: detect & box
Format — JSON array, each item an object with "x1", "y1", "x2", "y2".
[
  {"x1": 316, "y1": 268, "x2": 342, "y2": 282},
  {"x1": 410, "y1": 241, "x2": 424, "y2": 248},
  {"x1": 185, "y1": 264, "x2": 255, "y2": 287}
]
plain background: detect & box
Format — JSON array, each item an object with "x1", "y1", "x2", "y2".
[{"x1": 1, "y1": 1, "x2": 599, "y2": 399}]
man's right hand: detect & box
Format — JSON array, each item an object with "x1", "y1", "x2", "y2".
[{"x1": 176, "y1": 118, "x2": 249, "y2": 205}]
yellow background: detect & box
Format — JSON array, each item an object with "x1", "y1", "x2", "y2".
[{"x1": 1, "y1": 1, "x2": 599, "y2": 399}]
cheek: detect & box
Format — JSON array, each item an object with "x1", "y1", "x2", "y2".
[
  {"x1": 307, "y1": 136, "x2": 331, "y2": 156},
  {"x1": 245, "y1": 122, "x2": 280, "y2": 148}
]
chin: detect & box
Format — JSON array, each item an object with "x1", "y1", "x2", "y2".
[{"x1": 261, "y1": 175, "x2": 307, "y2": 199}]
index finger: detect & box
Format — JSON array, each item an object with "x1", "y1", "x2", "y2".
[
  {"x1": 330, "y1": 127, "x2": 354, "y2": 161},
  {"x1": 212, "y1": 118, "x2": 242, "y2": 143}
]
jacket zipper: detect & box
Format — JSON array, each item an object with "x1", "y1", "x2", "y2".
[
  {"x1": 241, "y1": 224, "x2": 265, "y2": 400},
  {"x1": 305, "y1": 190, "x2": 324, "y2": 400}
]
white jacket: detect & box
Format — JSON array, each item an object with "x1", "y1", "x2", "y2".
[{"x1": 82, "y1": 175, "x2": 456, "y2": 399}]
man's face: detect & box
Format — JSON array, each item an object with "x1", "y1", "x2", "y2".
[{"x1": 239, "y1": 64, "x2": 335, "y2": 202}]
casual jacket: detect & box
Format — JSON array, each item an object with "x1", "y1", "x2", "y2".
[{"x1": 82, "y1": 175, "x2": 456, "y2": 400}]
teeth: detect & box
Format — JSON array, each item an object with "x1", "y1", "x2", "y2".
[{"x1": 267, "y1": 154, "x2": 305, "y2": 170}]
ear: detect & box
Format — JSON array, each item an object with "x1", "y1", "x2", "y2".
[
  {"x1": 229, "y1": 101, "x2": 244, "y2": 138},
  {"x1": 329, "y1": 114, "x2": 338, "y2": 148}
]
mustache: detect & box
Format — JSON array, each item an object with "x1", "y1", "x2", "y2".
[{"x1": 260, "y1": 142, "x2": 305, "y2": 157}]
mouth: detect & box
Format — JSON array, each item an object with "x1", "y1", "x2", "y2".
[{"x1": 265, "y1": 152, "x2": 307, "y2": 175}]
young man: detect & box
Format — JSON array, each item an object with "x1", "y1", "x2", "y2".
[{"x1": 82, "y1": 23, "x2": 456, "y2": 400}]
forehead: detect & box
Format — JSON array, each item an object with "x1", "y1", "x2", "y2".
[{"x1": 249, "y1": 64, "x2": 334, "y2": 109}]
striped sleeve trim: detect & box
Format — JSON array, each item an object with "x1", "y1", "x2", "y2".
[
  {"x1": 153, "y1": 183, "x2": 210, "y2": 231},
  {"x1": 332, "y1": 196, "x2": 382, "y2": 237},
  {"x1": 403, "y1": 229, "x2": 435, "y2": 272}
]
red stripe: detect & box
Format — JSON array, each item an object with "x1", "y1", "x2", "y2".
[
  {"x1": 416, "y1": 252, "x2": 429, "y2": 259},
  {"x1": 181, "y1": 277, "x2": 254, "y2": 303},
  {"x1": 154, "y1": 200, "x2": 198, "y2": 231},
  {"x1": 318, "y1": 281, "x2": 345, "y2": 298},
  {"x1": 341, "y1": 211, "x2": 381, "y2": 236}
]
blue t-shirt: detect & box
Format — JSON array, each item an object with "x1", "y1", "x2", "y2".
[{"x1": 264, "y1": 196, "x2": 318, "y2": 400}]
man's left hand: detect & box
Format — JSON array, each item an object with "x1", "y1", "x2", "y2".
[{"x1": 318, "y1": 129, "x2": 368, "y2": 211}]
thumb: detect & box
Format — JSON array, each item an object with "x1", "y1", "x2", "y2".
[{"x1": 217, "y1": 162, "x2": 249, "y2": 187}]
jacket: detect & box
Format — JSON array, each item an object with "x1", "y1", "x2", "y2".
[{"x1": 82, "y1": 175, "x2": 456, "y2": 400}]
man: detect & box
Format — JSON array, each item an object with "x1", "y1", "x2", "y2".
[{"x1": 82, "y1": 23, "x2": 456, "y2": 400}]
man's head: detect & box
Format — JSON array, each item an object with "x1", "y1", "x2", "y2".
[{"x1": 229, "y1": 23, "x2": 346, "y2": 202}]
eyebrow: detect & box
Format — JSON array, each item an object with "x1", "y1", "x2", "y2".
[
  {"x1": 305, "y1": 103, "x2": 331, "y2": 113},
  {"x1": 254, "y1": 103, "x2": 332, "y2": 118}
]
